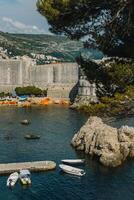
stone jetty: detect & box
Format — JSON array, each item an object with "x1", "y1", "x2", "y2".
[{"x1": 0, "y1": 161, "x2": 56, "y2": 175}]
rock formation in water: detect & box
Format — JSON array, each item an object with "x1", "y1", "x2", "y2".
[{"x1": 71, "y1": 117, "x2": 134, "y2": 167}]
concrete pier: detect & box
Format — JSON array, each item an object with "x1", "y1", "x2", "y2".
[{"x1": 0, "y1": 161, "x2": 56, "y2": 175}]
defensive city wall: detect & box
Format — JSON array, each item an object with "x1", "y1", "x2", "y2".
[{"x1": 0, "y1": 60, "x2": 79, "y2": 99}]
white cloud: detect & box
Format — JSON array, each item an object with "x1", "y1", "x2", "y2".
[
  {"x1": 1, "y1": 16, "x2": 47, "y2": 34},
  {"x1": 0, "y1": 0, "x2": 50, "y2": 34}
]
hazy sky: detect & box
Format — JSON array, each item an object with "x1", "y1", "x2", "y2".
[{"x1": 0, "y1": 0, "x2": 50, "y2": 34}]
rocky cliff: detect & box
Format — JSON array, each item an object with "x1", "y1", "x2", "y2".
[{"x1": 71, "y1": 117, "x2": 134, "y2": 167}]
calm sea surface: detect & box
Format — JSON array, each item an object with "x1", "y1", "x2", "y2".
[{"x1": 0, "y1": 106, "x2": 134, "y2": 200}]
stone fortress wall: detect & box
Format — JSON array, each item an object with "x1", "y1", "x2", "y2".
[
  {"x1": 0, "y1": 59, "x2": 97, "y2": 101},
  {"x1": 0, "y1": 60, "x2": 79, "y2": 99}
]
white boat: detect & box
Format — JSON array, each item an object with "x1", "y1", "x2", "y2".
[
  {"x1": 7, "y1": 172, "x2": 19, "y2": 187},
  {"x1": 59, "y1": 164, "x2": 86, "y2": 176},
  {"x1": 61, "y1": 159, "x2": 85, "y2": 164},
  {"x1": 19, "y1": 169, "x2": 31, "y2": 185},
  {"x1": 20, "y1": 119, "x2": 30, "y2": 125}
]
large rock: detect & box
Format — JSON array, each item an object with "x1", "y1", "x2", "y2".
[{"x1": 71, "y1": 117, "x2": 134, "y2": 167}]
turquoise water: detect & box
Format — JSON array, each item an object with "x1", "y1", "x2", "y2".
[{"x1": 0, "y1": 106, "x2": 134, "y2": 200}]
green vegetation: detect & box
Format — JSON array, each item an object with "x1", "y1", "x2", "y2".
[
  {"x1": 37, "y1": 0, "x2": 134, "y2": 58},
  {"x1": 15, "y1": 86, "x2": 47, "y2": 96},
  {"x1": 0, "y1": 92, "x2": 5, "y2": 98},
  {"x1": 0, "y1": 92, "x2": 11, "y2": 98},
  {"x1": 78, "y1": 85, "x2": 134, "y2": 117},
  {"x1": 36, "y1": 0, "x2": 134, "y2": 117},
  {"x1": 77, "y1": 57, "x2": 134, "y2": 96}
]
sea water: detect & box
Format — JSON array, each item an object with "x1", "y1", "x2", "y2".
[{"x1": 0, "y1": 106, "x2": 134, "y2": 200}]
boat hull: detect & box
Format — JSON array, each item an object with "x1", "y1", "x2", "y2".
[
  {"x1": 59, "y1": 164, "x2": 85, "y2": 176},
  {"x1": 7, "y1": 172, "x2": 19, "y2": 187},
  {"x1": 62, "y1": 159, "x2": 85, "y2": 164},
  {"x1": 20, "y1": 169, "x2": 31, "y2": 185},
  {"x1": 20, "y1": 178, "x2": 31, "y2": 185}
]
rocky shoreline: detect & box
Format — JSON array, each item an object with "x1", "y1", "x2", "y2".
[{"x1": 71, "y1": 116, "x2": 134, "y2": 167}]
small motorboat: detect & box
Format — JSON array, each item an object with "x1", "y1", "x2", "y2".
[
  {"x1": 20, "y1": 119, "x2": 30, "y2": 125},
  {"x1": 7, "y1": 172, "x2": 19, "y2": 187},
  {"x1": 59, "y1": 164, "x2": 86, "y2": 176},
  {"x1": 24, "y1": 134, "x2": 40, "y2": 140},
  {"x1": 20, "y1": 169, "x2": 31, "y2": 185},
  {"x1": 61, "y1": 159, "x2": 85, "y2": 164}
]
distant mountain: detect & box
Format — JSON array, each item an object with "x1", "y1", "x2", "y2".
[{"x1": 0, "y1": 31, "x2": 103, "y2": 62}]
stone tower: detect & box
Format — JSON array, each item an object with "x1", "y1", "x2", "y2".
[{"x1": 73, "y1": 67, "x2": 98, "y2": 106}]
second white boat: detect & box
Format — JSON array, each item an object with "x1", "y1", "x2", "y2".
[
  {"x1": 59, "y1": 164, "x2": 86, "y2": 176},
  {"x1": 20, "y1": 169, "x2": 31, "y2": 185},
  {"x1": 7, "y1": 172, "x2": 19, "y2": 187},
  {"x1": 61, "y1": 159, "x2": 85, "y2": 164}
]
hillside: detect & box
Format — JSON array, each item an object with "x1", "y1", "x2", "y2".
[
  {"x1": 0, "y1": 32, "x2": 104, "y2": 62},
  {"x1": 0, "y1": 31, "x2": 83, "y2": 62}
]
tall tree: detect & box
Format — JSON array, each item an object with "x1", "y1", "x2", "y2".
[{"x1": 36, "y1": 0, "x2": 134, "y2": 58}]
